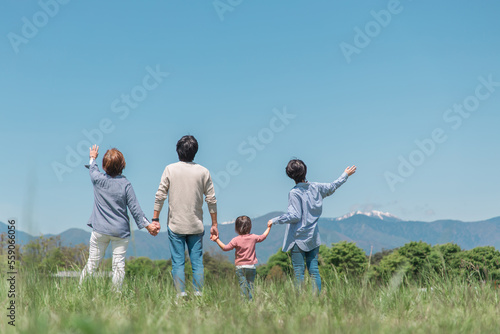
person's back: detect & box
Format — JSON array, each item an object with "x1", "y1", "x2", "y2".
[
  {"x1": 153, "y1": 135, "x2": 218, "y2": 297},
  {"x1": 89, "y1": 167, "x2": 143, "y2": 238},
  {"x1": 282, "y1": 180, "x2": 348, "y2": 251},
  {"x1": 223, "y1": 233, "x2": 267, "y2": 266},
  {"x1": 282, "y1": 182, "x2": 323, "y2": 248},
  {"x1": 81, "y1": 145, "x2": 157, "y2": 291},
  {"x1": 270, "y1": 159, "x2": 357, "y2": 293},
  {"x1": 158, "y1": 161, "x2": 215, "y2": 235}
]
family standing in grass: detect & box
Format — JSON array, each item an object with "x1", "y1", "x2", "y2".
[{"x1": 79, "y1": 135, "x2": 356, "y2": 299}]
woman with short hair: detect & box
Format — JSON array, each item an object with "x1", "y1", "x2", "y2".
[{"x1": 79, "y1": 145, "x2": 159, "y2": 291}]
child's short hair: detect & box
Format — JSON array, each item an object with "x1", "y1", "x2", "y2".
[
  {"x1": 235, "y1": 215, "x2": 252, "y2": 235},
  {"x1": 103, "y1": 148, "x2": 126, "y2": 177},
  {"x1": 176, "y1": 135, "x2": 198, "y2": 162},
  {"x1": 286, "y1": 159, "x2": 307, "y2": 183}
]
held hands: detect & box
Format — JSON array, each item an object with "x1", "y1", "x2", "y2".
[
  {"x1": 344, "y1": 165, "x2": 357, "y2": 176},
  {"x1": 267, "y1": 220, "x2": 273, "y2": 228},
  {"x1": 89, "y1": 145, "x2": 99, "y2": 160},
  {"x1": 210, "y1": 225, "x2": 219, "y2": 241},
  {"x1": 146, "y1": 222, "x2": 161, "y2": 236}
]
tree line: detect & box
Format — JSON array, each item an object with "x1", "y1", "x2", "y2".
[
  {"x1": 2, "y1": 234, "x2": 500, "y2": 284},
  {"x1": 259, "y1": 241, "x2": 500, "y2": 283}
]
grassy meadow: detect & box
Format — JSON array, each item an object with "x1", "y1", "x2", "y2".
[{"x1": 2, "y1": 269, "x2": 500, "y2": 334}]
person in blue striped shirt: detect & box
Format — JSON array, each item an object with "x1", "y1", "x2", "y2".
[{"x1": 269, "y1": 159, "x2": 356, "y2": 293}]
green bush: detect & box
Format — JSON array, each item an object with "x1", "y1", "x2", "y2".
[
  {"x1": 456, "y1": 246, "x2": 500, "y2": 281},
  {"x1": 320, "y1": 241, "x2": 368, "y2": 277},
  {"x1": 203, "y1": 252, "x2": 234, "y2": 278},
  {"x1": 19, "y1": 235, "x2": 87, "y2": 274},
  {"x1": 429, "y1": 243, "x2": 462, "y2": 277},
  {"x1": 397, "y1": 241, "x2": 433, "y2": 278},
  {"x1": 257, "y1": 249, "x2": 292, "y2": 278},
  {"x1": 374, "y1": 250, "x2": 411, "y2": 281}
]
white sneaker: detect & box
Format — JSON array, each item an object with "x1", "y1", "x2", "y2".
[
  {"x1": 176, "y1": 292, "x2": 187, "y2": 298},
  {"x1": 174, "y1": 292, "x2": 187, "y2": 305},
  {"x1": 194, "y1": 291, "x2": 202, "y2": 297}
]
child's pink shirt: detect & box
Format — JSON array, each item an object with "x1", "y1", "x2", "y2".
[{"x1": 222, "y1": 234, "x2": 267, "y2": 265}]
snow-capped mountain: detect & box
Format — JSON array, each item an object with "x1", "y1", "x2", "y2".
[
  {"x1": 334, "y1": 210, "x2": 402, "y2": 222},
  {"x1": 220, "y1": 220, "x2": 235, "y2": 225}
]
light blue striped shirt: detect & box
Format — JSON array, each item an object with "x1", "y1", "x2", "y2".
[
  {"x1": 87, "y1": 159, "x2": 150, "y2": 238},
  {"x1": 271, "y1": 172, "x2": 349, "y2": 252}
]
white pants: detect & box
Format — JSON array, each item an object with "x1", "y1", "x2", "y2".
[{"x1": 79, "y1": 231, "x2": 129, "y2": 290}]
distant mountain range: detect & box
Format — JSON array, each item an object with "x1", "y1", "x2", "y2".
[{"x1": 2, "y1": 211, "x2": 500, "y2": 263}]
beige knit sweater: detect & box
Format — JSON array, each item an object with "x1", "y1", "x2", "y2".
[{"x1": 154, "y1": 161, "x2": 217, "y2": 235}]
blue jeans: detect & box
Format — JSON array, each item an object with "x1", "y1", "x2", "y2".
[
  {"x1": 290, "y1": 244, "x2": 321, "y2": 293},
  {"x1": 168, "y1": 227, "x2": 204, "y2": 294},
  {"x1": 236, "y1": 268, "x2": 256, "y2": 300}
]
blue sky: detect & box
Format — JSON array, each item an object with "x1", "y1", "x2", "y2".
[{"x1": 1, "y1": 1, "x2": 499, "y2": 235}]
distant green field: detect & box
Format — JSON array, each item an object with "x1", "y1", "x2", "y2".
[{"x1": 2, "y1": 269, "x2": 500, "y2": 334}]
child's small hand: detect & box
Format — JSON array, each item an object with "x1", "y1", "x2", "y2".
[
  {"x1": 267, "y1": 220, "x2": 273, "y2": 228},
  {"x1": 211, "y1": 235, "x2": 219, "y2": 242},
  {"x1": 345, "y1": 165, "x2": 357, "y2": 176}
]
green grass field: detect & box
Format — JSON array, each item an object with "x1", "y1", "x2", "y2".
[{"x1": 2, "y1": 270, "x2": 500, "y2": 334}]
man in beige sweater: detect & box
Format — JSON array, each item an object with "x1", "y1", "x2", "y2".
[{"x1": 153, "y1": 135, "x2": 218, "y2": 297}]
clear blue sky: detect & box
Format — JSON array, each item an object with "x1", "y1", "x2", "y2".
[{"x1": 1, "y1": 1, "x2": 499, "y2": 235}]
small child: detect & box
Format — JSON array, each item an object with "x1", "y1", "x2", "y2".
[{"x1": 213, "y1": 215, "x2": 271, "y2": 300}]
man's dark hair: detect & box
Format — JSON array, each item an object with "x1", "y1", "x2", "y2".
[
  {"x1": 286, "y1": 159, "x2": 307, "y2": 183},
  {"x1": 176, "y1": 135, "x2": 198, "y2": 162},
  {"x1": 235, "y1": 215, "x2": 252, "y2": 235}
]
